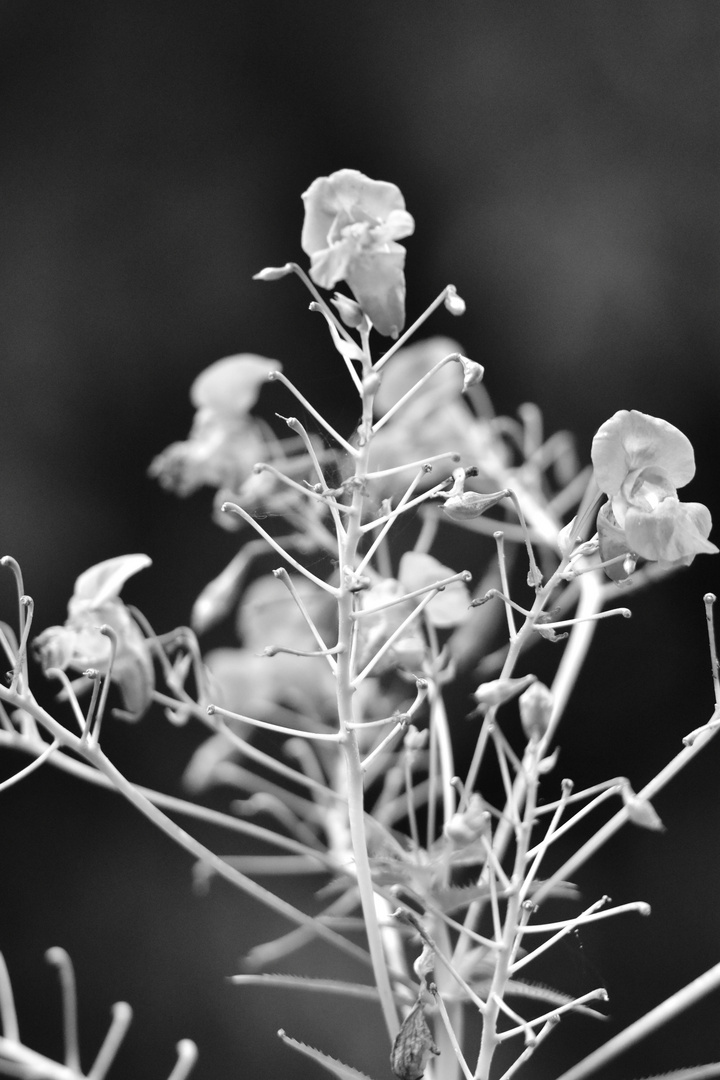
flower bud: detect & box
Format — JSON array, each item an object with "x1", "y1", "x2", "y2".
[
  {"x1": 472, "y1": 673, "x2": 536, "y2": 715},
  {"x1": 457, "y1": 355, "x2": 484, "y2": 392},
  {"x1": 444, "y1": 793, "x2": 488, "y2": 849},
  {"x1": 443, "y1": 490, "x2": 507, "y2": 522},
  {"x1": 518, "y1": 681, "x2": 553, "y2": 742},
  {"x1": 331, "y1": 291, "x2": 366, "y2": 328},
  {"x1": 623, "y1": 787, "x2": 664, "y2": 831},
  {"x1": 444, "y1": 285, "x2": 466, "y2": 316},
  {"x1": 252, "y1": 264, "x2": 293, "y2": 281}
]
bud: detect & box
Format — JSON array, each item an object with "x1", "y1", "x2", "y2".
[
  {"x1": 472, "y1": 673, "x2": 536, "y2": 715},
  {"x1": 623, "y1": 787, "x2": 665, "y2": 831},
  {"x1": 457, "y1": 355, "x2": 484, "y2": 392},
  {"x1": 390, "y1": 999, "x2": 440, "y2": 1080},
  {"x1": 252, "y1": 264, "x2": 293, "y2": 281},
  {"x1": 557, "y1": 516, "x2": 578, "y2": 556},
  {"x1": 331, "y1": 291, "x2": 366, "y2": 328},
  {"x1": 443, "y1": 284, "x2": 466, "y2": 316},
  {"x1": 444, "y1": 793, "x2": 488, "y2": 849},
  {"x1": 518, "y1": 681, "x2": 553, "y2": 742},
  {"x1": 443, "y1": 490, "x2": 507, "y2": 522}
]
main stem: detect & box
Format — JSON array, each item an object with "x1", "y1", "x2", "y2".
[{"x1": 336, "y1": 360, "x2": 400, "y2": 1040}]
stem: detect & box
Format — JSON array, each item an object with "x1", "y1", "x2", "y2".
[
  {"x1": 554, "y1": 961, "x2": 720, "y2": 1080},
  {"x1": 334, "y1": 355, "x2": 400, "y2": 1040}
]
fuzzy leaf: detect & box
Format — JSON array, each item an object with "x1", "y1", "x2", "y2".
[
  {"x1": 277, "y1": 1032, "x2": 380, "y2": 1080},
  {"x1": 232, "y1": 974, "x2": 379, "y2": 1000}
]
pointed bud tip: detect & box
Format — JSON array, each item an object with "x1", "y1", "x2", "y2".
[{"x1": 253, "y1": 264, "x2": 293, "y2": 282}]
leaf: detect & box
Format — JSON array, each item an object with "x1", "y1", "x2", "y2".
[
  {"x1": 431, "y1": 882, "x2": 490, "y2": 914},
  {"x1": 231, "y1": 974, "x2": 380, "y2": 1001},
  {"x1": 626, "y1": 1068, "x2": 720, "y2": 1080},
  {"x1": 500, "y1": 979, "x2": 607, "y2": 1020},
  {"x1": 277, "y1": 1032, "x2": 380, "y2": 1080}
]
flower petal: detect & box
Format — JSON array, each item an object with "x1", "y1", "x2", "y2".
[
  {"x1": 345, "y1": 248, "x2": 407, "y2": 338},
  {"x1": 625, "y1": 497, "x2": 719, "y2": 565},
  {"x1": 301, "y1": 169, "x2": 408, "y2": 256},
  {"x1": 190, "y1": 355, "x2": 279, "y2": 416},
  {"x1": 591, "y1": 410, "x2": 696, "y2": 496},
  {"x1": 71, "y1": 554, "x2": 152, "y2": 610}
]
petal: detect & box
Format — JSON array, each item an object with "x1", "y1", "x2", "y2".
[
  {"x1": 591, "y1": 410, "x2": 696, "y2": 496},
  {"x1": 345, "y1": 248, "x2": 407, "y2": 338},
  {"x1": 596, "y1": 502, "x2": 634, "y2": 581},
  {"x1": 71, "y1": 554, "x2": 152, "y2": 610},
  {"x1": 190, "y1": 355, "x2": 280, "y2": 416},
  {"x1": 308, "y1": 236, "x2": 357, "y2": 290},
  {"x1": 625, "y1": 497, "x2": 719, "y2": 564},
  {"x1": 301, "y1": 169, "x2": 408, "y2": 255},
  {"x1": 33, "y1": 625, "x2": 77, "y2": 671},
  {"x1": 372, "y1": 208, "x2": 415, "y2": 245},
  {"x1": 114, "y1": 638, "x2": 155, "y2": 720}
]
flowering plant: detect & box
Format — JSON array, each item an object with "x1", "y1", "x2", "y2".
[{"x1": 0, "y1": 172, "x2": 719, "y2": 1080}]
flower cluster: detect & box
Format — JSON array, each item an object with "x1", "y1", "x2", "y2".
[{"x1": 591, "y1": 409, "x2": 717, "y2": 578}]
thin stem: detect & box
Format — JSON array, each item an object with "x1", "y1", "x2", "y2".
[
  {"x1": 554, "y1": 961, "x2": 720, "y2": 1080},
  {"x1": 165, "y1": 1040, "x2": 199, "y2": 1080},
  {"x1": 86, "y1": 1002, "x2": 133, "y2": 1080},
  {"x1": 374, "y1": 286, "x2": 456, "y2": 372},
  {"x1": 372, "y1": 351, "x2": 464, "y2": 433},
  {"x1": 269, "y1": 372, "x2": 357, "y2": 454},
  {"x1": 0, "y1": 953, "x2": 19, "y2": 1042},
  {"x1": 221, "y1": 501, "x2": 339, "y2": 594},
  {"x1": 45, "y1": 948, "x2": 80, "y2": 1073},
  {"x1": 208, "y1": 703, "x2": 341, "y2": 742}
]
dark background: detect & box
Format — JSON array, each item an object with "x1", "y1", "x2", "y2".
[{"x1": 0, "y1": 2, "x2": 719, "y2": 1078}]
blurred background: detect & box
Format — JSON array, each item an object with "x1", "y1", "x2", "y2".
[{"x1": 0, "y1": 1, "x2": 718, "y2": 1077}]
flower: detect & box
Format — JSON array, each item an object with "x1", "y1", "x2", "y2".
[
  {"x1": 591, "y1": 410, "x2": 718, "y2": 573},
  {"x1": 301, "y1": 169, "x2": 415, "y2": 338},
  {"x1": 148, "y1": 355, "x2": 278, "y2": 497},
  {"x1": 33, "y1": 555, "x2": 154, "y2": 719}
]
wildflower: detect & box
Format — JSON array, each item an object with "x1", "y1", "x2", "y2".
[
  {"x1": 301, "y1": 169, "x2": 415, "y2": 337},
  {"x1": 149, "y1": 354, "x2": 278, "y2": 497},
  {"x1": 591, "y1": 410, "x2": 718, "y2": 572},
  {"x1": 33, "y1": 555, "x2": 154, "y2": 719}
]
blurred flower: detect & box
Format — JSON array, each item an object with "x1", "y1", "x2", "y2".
[
  {"x1": 368, "y1": 337, "x2": 508, "y2": 497},
  {"x1": 33, "y1": 555, "x2": 154, "y2": 719},
  {"x1": 301, "y1": 169, "x2": 414, "y2": 338},
  {"x1": 149, "y1": 354, "x2": 278, "y2": 496},
  {"x1": 591, "y1": 410, "x2": 718, "y2": 571}
]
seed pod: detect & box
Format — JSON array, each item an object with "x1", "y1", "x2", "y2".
[
  {"x1": 443, "y1": 490, "x2": 507, "y2": 521},
  {"x1": 390, "y1": 999, "x2": 440, "y2": 1080}
]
